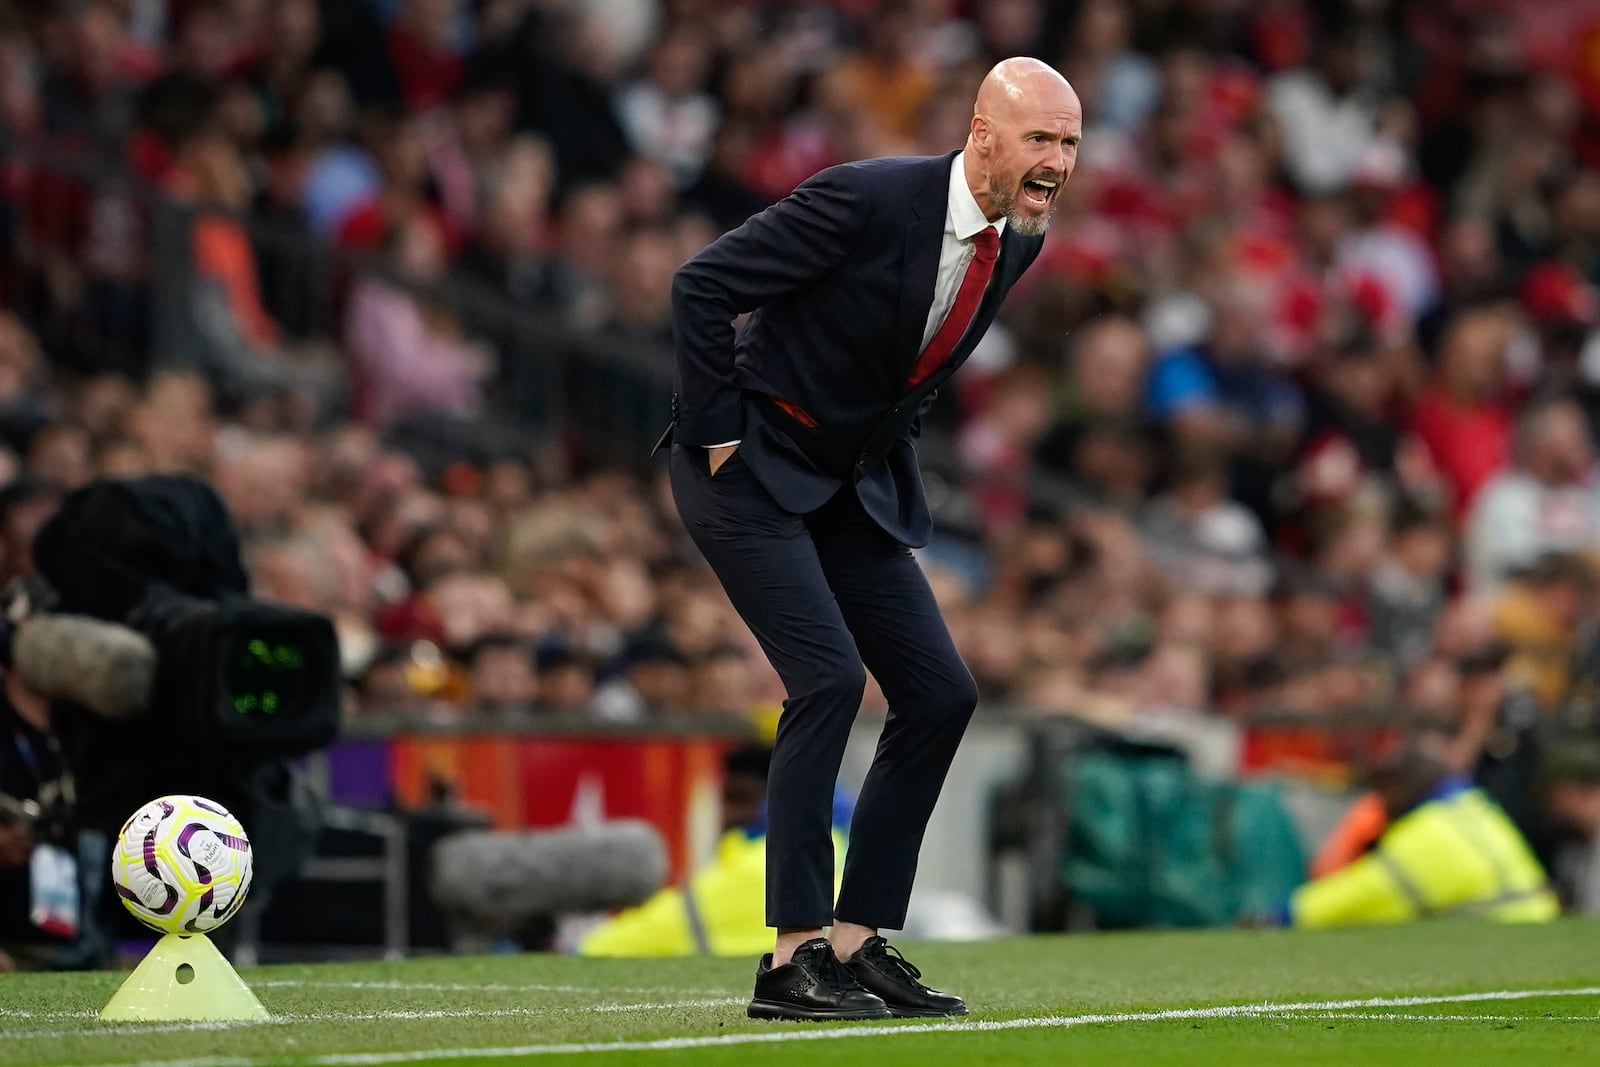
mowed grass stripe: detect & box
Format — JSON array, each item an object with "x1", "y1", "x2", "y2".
[
  {"x1": 46, "y1": 987, "x2": 1600, "y2": 1067},
  {"x1": 3, "y1": 922, "x2": 1598, "y2": 1067}
]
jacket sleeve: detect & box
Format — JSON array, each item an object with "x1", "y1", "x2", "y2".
[{"x1": 669, "y1": 165, "x2": 868, "y2": 446}]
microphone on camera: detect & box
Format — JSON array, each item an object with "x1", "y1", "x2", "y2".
[
  {"x1": 9, "y1": 614, "x2": 157, "y2": 721},
  {"x1": 429, "y1": 820, "x2": 669, "y2": 936}
]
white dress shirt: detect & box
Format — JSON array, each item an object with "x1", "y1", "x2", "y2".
[
  {"x1": 708, "y1": 152, "x2": 1002, "y2": 450},
  {"x1": 921, "y1": 150, "x2": 1005, "y2": 350}
]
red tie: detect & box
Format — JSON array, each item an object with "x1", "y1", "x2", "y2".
[{"x1": 908, "y1": 226, "x2": 1000, "y2": 386}]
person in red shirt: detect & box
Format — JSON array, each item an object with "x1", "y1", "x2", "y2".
[
  {"x1": 1407, "y1": 305, "x2": 1515, "y2": 522},
  {"x1": 386, "y1": 0, "x2": 463, "y2": 112}
]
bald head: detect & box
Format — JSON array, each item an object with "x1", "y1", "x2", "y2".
[
  {"x1": 975, "y1": 58, "x2": 1076, "y2": 122},
  {"x1": 965, "y1": 58, "x2": 1081, "y2": 237}
]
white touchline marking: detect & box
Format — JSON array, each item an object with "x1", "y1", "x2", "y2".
[
  {"x1": 256, "y1": 980, "x2": 734, "y2": 996},
  {"x1": 48, "y1": 985, "x2": 1600, "y2": 1067},
  {"x1": 0, "y1": 998, "x2": 749, "y2": 1040},
  {"x1": 0, "y1": 1020, "x2": 268, "y2": 1041},
  {"x1": 1262, "y1": 1013, "x2": 1599, "y2": 1022},
  {"x1": 15, "y1": 1003, "x2": 1595, "y2": 1048}
]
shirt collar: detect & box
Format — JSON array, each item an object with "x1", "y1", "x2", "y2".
[{"x1": 948, "y1": 151, "x2": 1005, "y2": 241}]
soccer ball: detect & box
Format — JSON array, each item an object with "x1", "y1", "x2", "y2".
[{"x1": 112, "y1": 795, "x2": 253, "y2": 935}]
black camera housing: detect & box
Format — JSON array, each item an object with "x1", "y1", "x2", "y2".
[{"x1": 128, "y1": 588, "x2": 341, "y2": 760}]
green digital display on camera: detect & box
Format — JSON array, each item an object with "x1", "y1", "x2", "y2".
[{"x1": 231, "y1": 638, "x2": 308, "y2": 716}]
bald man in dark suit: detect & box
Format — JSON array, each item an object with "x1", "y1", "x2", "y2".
[{"x1": 663, "y1": 58, "x2": 1082, "y2": 1020}]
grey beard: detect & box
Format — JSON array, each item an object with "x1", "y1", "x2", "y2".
[
  {"x1": 1008, "y1": 209, "x2": 1052, "y2": 237},
  {"x1": 987, "y1": 173, "x2": 1053, "y2": 237}
]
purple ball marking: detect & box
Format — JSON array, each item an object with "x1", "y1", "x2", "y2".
[
  {"x1": 142, "y1": 829, "x2": 160, "y2": 877},
  {"x1": 152, "y1": 886, "x2": 178, "y2": 915},
  {"x1": 139, "y1": 826, "x2": 179, "y2": 915},
  {"x1": 176, "y1": 823, "x2": 215, "y2": 884},
  {"x1": 216, "y1": 868, "x2": 252, "y2": 923}
]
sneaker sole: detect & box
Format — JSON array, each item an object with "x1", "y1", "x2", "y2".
[{"x1": 746, "y1": 999, "x2": 893, "y2": 1021}]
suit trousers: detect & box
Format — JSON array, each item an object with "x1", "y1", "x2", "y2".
[{"x1": 669, "y1": 443, "x2": 979, "y2": 929}]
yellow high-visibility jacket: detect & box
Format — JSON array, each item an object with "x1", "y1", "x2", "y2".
[
  {"x1": 578, "y1": 830, "x2": 848, "y2": 958},
  {"x1": 1291, "y1": 785, "x2": 1559, "y2": 928}
]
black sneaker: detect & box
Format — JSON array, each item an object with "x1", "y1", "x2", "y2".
[
  {"x1": 842, "y1": 936, "x2": 968, "y2": 1018},
  {"x1": 747, "y1": 938, "x2": 892, "y2": 1021}
]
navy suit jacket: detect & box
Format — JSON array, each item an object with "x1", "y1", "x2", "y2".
[{"x1": 665, "y1": 150, "x2": 1045, "y2": 547}]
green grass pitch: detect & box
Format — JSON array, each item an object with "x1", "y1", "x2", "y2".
[{"x1": 2, "y1": 921, "x2": 1598, "y2": 1066}]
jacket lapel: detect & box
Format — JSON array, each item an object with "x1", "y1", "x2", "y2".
[{"x1": 894, "y1": 152, "x2": 960, "y2": 376}]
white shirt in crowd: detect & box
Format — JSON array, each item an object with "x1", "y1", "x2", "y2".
[
  {"x1": 1266, "y1": 69, "x2": 1381, "y2": 195},
  {"x1": 1463, "y1": 470, "x2": 1600, "y2": 591}
]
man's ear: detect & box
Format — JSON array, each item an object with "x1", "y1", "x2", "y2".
[{"x1": 969, "y1": 114, "x2": 990, "y2": 153}]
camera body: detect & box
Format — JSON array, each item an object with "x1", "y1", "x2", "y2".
[
  {"x1": 21, "y1": 476, "x2": 342, "y2": 892},
  {"x1": 126, "y1": 585, "x2": 342, "y2": 765}
]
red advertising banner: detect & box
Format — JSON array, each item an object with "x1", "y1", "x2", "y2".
[{"x1": 384, "y1": 733, "x2": 736, "y2": 881}]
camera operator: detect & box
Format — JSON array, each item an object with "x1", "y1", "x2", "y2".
[{"x1": 0, "y1": 662, "x2": 73, "y2": 971}]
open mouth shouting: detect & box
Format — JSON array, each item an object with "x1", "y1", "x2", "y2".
[{"x1": 1021, "y1": 172, "x2": 1060, "y2": 209}]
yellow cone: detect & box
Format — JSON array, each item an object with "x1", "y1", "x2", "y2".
[{"x1": 100, "y1": 933, "x2": 269, "y2": 1022}]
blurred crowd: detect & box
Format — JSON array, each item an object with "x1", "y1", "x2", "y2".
[{"x1": 3, "y1": 0, "x2": 1600, "y2": 866}]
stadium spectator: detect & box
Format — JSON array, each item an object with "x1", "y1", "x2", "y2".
[
  {"x1": 1060, "y1": 0, "x2": 1158, "y2": 136},
  {"x1": 1288, "y1": 734, "x2": 1559, "y2": 927},
  {"x1": 615, "y1": 28, "x2": 719, "y2": 188},
  {"x1": 1367, "y1": 500, "x2": 1453, "y2": 667},
  {"x1": 577, "y1": 743, "x2": 849, "y2": 958},
  {"x1": 1140, "y1": 452, "x2": 1273, "y2": 597},
  {"x1": 1464, "y1": 396, "x2": 1600, "y2": 592},
  {"x1": 0, "y1": 666, "x2": 71, "y2": 971},
  {"x1": 1408, "y1": 307, "x2": 1516, "y2": 521},
  {"x1": 1144, "y1": 280, "x2": 1305, "y2": 521},
  {"x1": 689, "y1": 643, "x2": 757, "y2": 716},
  {"x1": 385, "y1": 0, "x2": 465, "y2": 113},
  {"x1": 1265, "y1": 25, "x2": 1388, "y2": 197},
  {"x1": 1293, "y1": 330, "x2": 1417, "y2": 518},
  {"x1": 1034, "y1": 313, "x2": 1150, "y2": 494},
  {"x1": 958, "y1": 362, "x2": 1054, "y2": 539},
  {"x1": 165, "y1": 128, "x2": 281, "y2": 360},
  {"x1": 592, "y1": 634, "x2": 691, "y2": 720},
  {"x1": 344, "y1": 211, "x2": 490, "y2": 430},
  {"x1": 1539, "y1": 738, "x2": 1600, "y2": 914},
  {"x1": 452, "y1": 135, "x2": 558, "y2": 306},
  {"x1": 465, "y1": 632, "x2": 539, "y2": 712}
]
